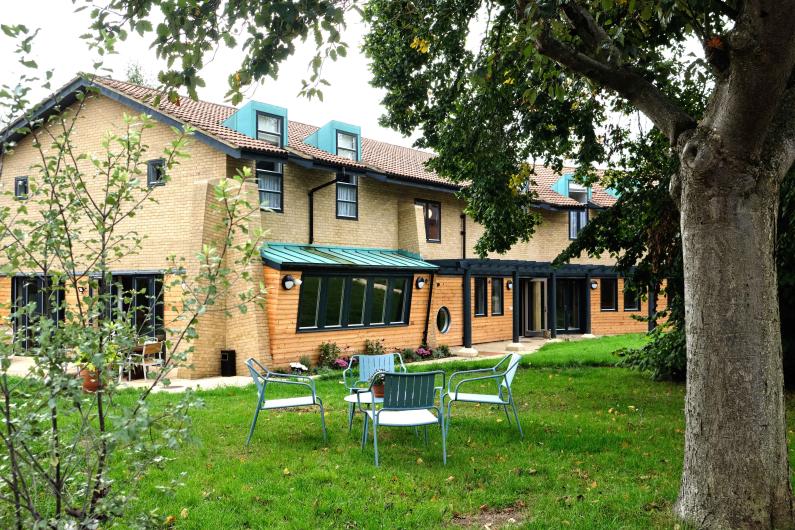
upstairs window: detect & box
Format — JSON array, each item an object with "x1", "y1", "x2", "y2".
[
  {"x1": 474, "y1": 277, "x2": 487, "y2": 316},
  {"x1": 336, "y1": 131, "x2": 358, "y2": 161},
  {"x1": 257, "y1": 112, "x2": 283, "y2": 147},
  {"x1": 568, "y1": 209, "x2": 588, "y2": 239},
  {"x1": 256, "y1": 161, "x2": 283, "y2": 212},
  {"x1": 147, "y1": 159, "x2": 165, "y2": 187},
  {"x1": 416, "y1": 199, "x2": 441, "y2": 242},
  {"x1": 491, "y1": 278, "x2": 504, "y2": 316},
  {"x1": 14, "y1": 176, "x2": 28, "y2": 199},
  {"x1": 600, "y1": 278, "x2": 618, "y2": 311},
  {"x1": 336, "y1": 174, "x2": 358, "y2": 219}
]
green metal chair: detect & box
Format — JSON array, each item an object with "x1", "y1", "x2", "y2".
[
  {"x1": 245, "y1": 358, "x2": 327, "y2": 445},
  {"x1": 343, "y1": 353, "x2": 406, "y2": 431},
  {"x1": 443, "y1": 353, "x2": 524, "y2": 438},
  {"x1": 358, "y1": 371, "x2": 446, "y2": 466}
]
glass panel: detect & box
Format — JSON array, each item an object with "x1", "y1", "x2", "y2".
[
  {"x1": 624, "y1": 287, "x2": 640, "y2": 310},
  {"x1": 569, "y1": 211, "x2": 578, "y2": 239},
  {"x1": 474, "y1": 278, "x2": 486, "y2": 316},
  {"x1": 369, "y1": 278, "x2": 388, "y2": 324},
  {"x1": 578, "y1": 210, "x2": 588, "y2": 230},
  {"x1": 425, "y1": 202, "x2": 440, "y2": 241},
  {"x1": 261, "y1": 191, "x2": 282, "y2": 210},
  {"x1": 600, "y1": 279, "x2": 617, "y2": 310},
  {"x1": 348, "y1": 278, "x2": 367, "y2": 326},
  {"x1": 555, "y1": 282, "x2": 566, "y2": 330},
  {"x1": 491, "y1": 278, "x2": 503, "y2": 315},
  {"x1": 298, "y1": 277, "x2": 322, "y2": 328},
  {"x1": 387, "y1": 278, "x2": 407, "y2": 323},
  {"x1": 323, "y1": 277, "x2": 345, "y2": 327},
  {"x1": 337, "y1": 132, "x2": 356, "y2": 150},
  {"x1": 568, "y1": 284, "x2": 581, "y2": 329},
  {"x1": 436, "y1": 306, "x2": 450, "y2": 333},
  {"x1": 257, "y1": 114, "x2": 281, "y2": 135}
]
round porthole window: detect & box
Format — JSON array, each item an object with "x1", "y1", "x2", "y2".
[{"x1": 436, "y1": 306, "x2": 451, "y2": 334}]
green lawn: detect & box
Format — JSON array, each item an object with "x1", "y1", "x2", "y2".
[{"x1": 116, "y1": 335, "x2": 790, "y2": 529}]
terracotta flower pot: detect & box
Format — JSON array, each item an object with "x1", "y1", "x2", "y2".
[
  {"x1": 372, "y1": 383, "x2": 385, "y2": 398},
  {"x1": 80, "y1": 368, "x2": 102, "y2": 393}
]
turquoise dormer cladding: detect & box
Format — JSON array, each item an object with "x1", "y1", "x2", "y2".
[
  {"x1": 303, "y1": 120, "x2": 362, "y2": 160},
  {"x1": 222, "y1": 101, "x2": 289, "y2": 147},
  {"x1": 552, "y1": 173, "x2": 592, "y2": 201}
]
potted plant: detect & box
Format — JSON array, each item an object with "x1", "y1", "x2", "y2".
[
  {"x1": 75, "y1": 342, "x2": 121, "y2": 393},
  {"x1": 370, "y1": 369, "x2": 386, "y2": 398}
]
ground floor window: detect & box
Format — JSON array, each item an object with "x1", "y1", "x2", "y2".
[
  {"x1": 491, "y1": 278, "x2": 504, "y2": 315},
  {"x1": 474, "y1": 277, "x2": 487, "y2": 316},
  {"x1": 106, "y1": 274, "x2": 164, "y2": 339},
  {"x1": 297, "y1": 274, "x2": 411, "y2": 331},
  {"x1": 623, "y1": 284, "x2": 641, "y2": 311},
  {"x1": 12, "y1": 276, "x2": 65, "y2": 352},
  {"x1": 600, "y1": 278, "x2": 618, "y2": 311}
]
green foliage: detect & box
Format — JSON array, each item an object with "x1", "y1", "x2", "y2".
[
  {"x1": 617, "y1": 324, "x2": 686, "y2": 381},
  {"x1": 432, "y1": 344, "x2": 451, "y2": 359},
  {"x1": 364, "y1": 338, "x2": 385, "y2": 356},
  {"x1": 317, "y1": 341, "x2": 341, "y2": 368},
  {"x1": 0, "y1": 27, "x2": 265, "y2": 527},
  {"x1": 401, "y1": 347, "x2": 417, "y2": 363}
]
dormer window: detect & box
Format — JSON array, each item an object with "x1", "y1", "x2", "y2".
[
  {"x1": 568, "y1": 181, "x2": 588, "y2": 204},
  {"x1": 336, "y1": 131, "x2": 358, "y2": 161},
  {"x1": 257, "y1": 112, "x2": 283, "y2": 147}
]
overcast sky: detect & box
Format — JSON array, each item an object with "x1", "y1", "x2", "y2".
[{"x1": 0, "y1": 2, "x2": 420, "y2": 147}]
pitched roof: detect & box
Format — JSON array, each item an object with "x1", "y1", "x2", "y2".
[
  {"x1": 3, "y1": 75, "x2": 617, "y2": 209},
  {"x1": 261, "y1": 243, "x2": 438, "y2": 270}
]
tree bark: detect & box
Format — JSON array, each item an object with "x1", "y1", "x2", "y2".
[{"x1": 674, "y1": 129, "x2": 795, "y2": 529}]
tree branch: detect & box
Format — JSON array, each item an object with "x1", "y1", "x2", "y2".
[{"x1": 533, "y1": 28, "x2": 697, "y2": 144}]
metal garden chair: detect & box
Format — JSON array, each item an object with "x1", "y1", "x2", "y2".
[
  {"x1": 358, "y1": 371, "x2": 446, "y2": 466},
  {"x1": 245, "y1": 358, "x2": 327, "y2": 445},
  {"x1": 342, "y1": 352, "x2": 406, "y2": 431},
  {"x1": 443, "y1": 353, "x2": 524, "y2": 438}
]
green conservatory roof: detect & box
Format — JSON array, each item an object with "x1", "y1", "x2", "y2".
[{"x1": 261, "y1": 243, "x2": 438, "y2": 271}]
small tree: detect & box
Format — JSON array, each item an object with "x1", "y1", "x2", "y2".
[{"x1": 0, "y1": 29, "x2": 265, "y2": 527}]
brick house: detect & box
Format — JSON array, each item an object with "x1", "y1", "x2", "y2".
[{"x1": 0, "y1": 76, "x2": 663, "y2": 377}]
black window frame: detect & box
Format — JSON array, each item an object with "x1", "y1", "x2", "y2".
[
  {"x1": 147, "y1": 159, "x2": 166, "y2": 187},
  {"x1": 491, "y1": 277, "x2": 504, "y2": 316},
  {"x1": 11, "y1": 275, "x2": 65, "y2": 352},
  {"x1": 295, "y1": 273, "x2": 413, "y2": 332},
  {"x1": 335, "y1": 130, "x2": 358, "y2": 161},
  {"x1": 336, "y1": 173, "x2": 358, "y2": 220},
  {"x1": 14, "y1": 176, "x2": 28, "y2": 199},
  {"x1": 256, "y1": 111, "x2": 284, "y2": 148},
  {"x1": 415, "y1": 199, "x2": 442, "y2": 243},
  {"x1": 600, "y1": 278, "x2": 618, "y2": 311},
  {"x1": 568, "y1": 208, "x2": 588, "y2": 240},
  {"x1": 623, "y1": 283, "x2": 641, "y2": 312},
  {"x1": 474, "y1": 277, "x2": 488, "y2": 317},
  {"x1": 256, "y1": 160, "x2": 284, "y2": 213}
]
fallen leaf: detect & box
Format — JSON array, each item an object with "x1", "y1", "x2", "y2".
[
  {"x1": 416, "y1": 458, "x2": 424, "y2": 465},
  {"x1": 446, "y1": 476, "x2": 455, "y2": 482},
  {"x1": 283, "y1": 468, "x2": 291, "y2": 476},
  {"x1": 180, "y1": 508, "x2": 189, "y2": 519},
  {"x1": 590, "y1": 481, "x2": 598, "y2": 489}
]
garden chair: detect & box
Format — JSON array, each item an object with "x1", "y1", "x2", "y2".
[
  {"x1": 245, "y1": 358, "x2": 327, "y2": 445},
  {"x1": 444, "y1": 353, "x2": 524, "y2": 438},
  {"x1": 358, "y1": 371, "x2": 446, "y2": 466},
  {"x1": 343, "y1": 352, "x2": 406, "y2": 431}
]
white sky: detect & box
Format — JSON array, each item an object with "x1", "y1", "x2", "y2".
[{"x1": 0, "y1": 1, "x2": 420, "y2": 147}]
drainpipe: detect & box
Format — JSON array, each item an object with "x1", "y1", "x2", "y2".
[
  {"x1": 421, "y1": 272, "x2": 435, "y2": 347},
  {"x1": 307, "y1": 176, "x2": 340, "y2": 244},
  {"x1": 648, "y1": 284, "x2": 658, "y2": 331},
  {"x1": 460, "y1": 214, "x2": 467, "y2": 260}
]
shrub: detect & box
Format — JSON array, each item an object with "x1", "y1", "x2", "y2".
[
  {"x1": 617, "y1": 324, "x2": 685, "y2": 381},
  {"x1": 364, "y1": 339, "x2": 386, "y2": 356},
  {"x1": 299, "y1": 354, "x2": 314, "y2": 371},
  {"x1": 318, "y1": 341, "x2": 341, "y2": 368},
  {"x1": 332, "y1": 356, "x2": 350, "y2": 370},
  {"x1": 400, "y1": 347, "x2": 416, "y2": 363},
  {"x1": 415, "y1": 346, "x2": 433, "y2": 359},
  {"x1": 432, "y1": 344, "x2": 451, "y2": 359}
]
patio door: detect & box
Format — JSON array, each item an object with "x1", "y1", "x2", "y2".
[
  {"x1": 522, "y1": 278, "x2": 547, "y2": 336},
  {"x1": 555, "y1": 279, "x2": 584, "y2": 333}
]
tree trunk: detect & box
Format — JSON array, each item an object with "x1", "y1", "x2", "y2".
[{"x1": 674, "y1": 133, "x2": 795, "y2": 529}]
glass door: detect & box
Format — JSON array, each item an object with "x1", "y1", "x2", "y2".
[
  {"x1": 523, "y1": 278, "x2": 547, "y2": 336},
  {"x1": 555, "y1": 279, "x2": 583, "y2": 332}
]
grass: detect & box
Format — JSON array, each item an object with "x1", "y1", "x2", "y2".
[{"x1": 115, "y1": 335, "x2": 789, "y2": 529}]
